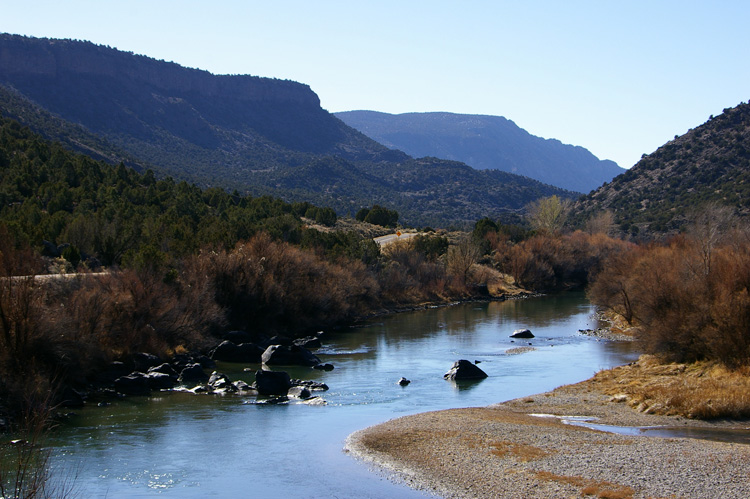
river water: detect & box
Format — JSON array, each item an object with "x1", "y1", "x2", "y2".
[{"x1": 48, "y1": 293, "x2": 638, "y2": 498}]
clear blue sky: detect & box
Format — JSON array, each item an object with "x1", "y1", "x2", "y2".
[{"x1": 2, "y1": 1, "x2": 748, "y2": 168}]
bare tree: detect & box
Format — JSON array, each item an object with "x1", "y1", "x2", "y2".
[
  {"x1": 445, "y1": 237, "x2": 481, "y2": 286},
  {"x1": 584, "y1": 210, "x2": 616, "y2": 236},
  {"x1": 687, "y1": 202, "x2": 736, "y2": 277}
]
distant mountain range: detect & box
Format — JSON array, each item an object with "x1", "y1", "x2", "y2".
[
  {"x1": 572, "y1": 102, "x2": 750, "y2": 235},
  {"x1": 335, "y1": 111, "x2": 624, "y2": 193},
  {"x1": 0, "y1": 33, "x2": 574, "y2": 227}
]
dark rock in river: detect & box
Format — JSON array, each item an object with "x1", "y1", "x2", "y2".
[
  {"x1": 290, "y1": 379, "x2": 329, "y2": 391},
  {"x1": 223, "y1": 330, "x2": 255, "y2": 344},
  {"x1": 264, "y1": 335, "x2": 294, "y2": 348},
  {"x1": 179, "y1": 363, "x2": 209, "y2": 384},
  {"x1": 233, "y1": 380, "x2": 254, "y2": 393},
  {"x1": 312, "y1": 363, "x2": 334, "y2": 371},
  {"x1": 210, "y1": 340, "x2": 264, "y2": 363},
  {"x1": 510, "y1": 328, "x2": 534, "y2": 338},
  {"x1": 114, "y1": 373, "x2": 152, "y2": 396},
  {"x1": 293, "y1": 336, "x2": 322, "y2": 349},
  {"x1": 148, "y1": 363, "x2": 178, "y2": 378},
  {"x1": 208, "y1": 371, "x2": 234, "y2": 391},
  {"x1": 443, "y1": 360, "x2": 488, "y2": 381},
  {"x1": 255, "y1": 369, "x2": 292, "y2": 395},
  {"x1": 287, "y1": 386, "x2": 312, "y2": 399},
  {"x1": 146, "y1": 372, "x2": 176, "y2": 390},
  {"x1": 261, "y1": 345, "x2": 321, "y2": 367}
]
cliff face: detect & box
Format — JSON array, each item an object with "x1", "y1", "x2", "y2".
[
  {"x1": 0, "y1": 34, "x2": 318, "y2": 105},
  {"x1": 0, "y1": 33, "x2": 574, "y2": 227},
  {"x1": 0, "y1": 33, "x2": 382, "y2": 159}
]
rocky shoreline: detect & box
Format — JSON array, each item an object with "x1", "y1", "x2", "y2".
[{"x1": 346, "y1": 376, "x2": 750, "y2": 498}]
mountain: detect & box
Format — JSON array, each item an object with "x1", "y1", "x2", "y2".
[
  {"x1": 0, "y1": 33, "x2": 573, "y2": 227},
  {"x1": 572, "y1": 102, "x2": 750, "y2": 235},
  {"x1": 335, "y1": 110, "x2": 624, "y2": 194}
]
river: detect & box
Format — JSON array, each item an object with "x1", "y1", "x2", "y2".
[{"x1": 47, "y1": 293, "x2": 638, "y2": 498}]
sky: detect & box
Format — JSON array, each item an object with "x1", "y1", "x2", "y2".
[{"x1": 1, "y1": 1, "x2": 748, "y2": 169}]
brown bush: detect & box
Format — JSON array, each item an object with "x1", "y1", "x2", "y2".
[
  {"x1": 187, "y1": 233, "x2": 379, "y2": 335},
  {"x1": 494, "y1": 231, "x2": 631, "y2": 292},
  {"x1": 589, "y1": 231, "x2": 750, "y2": 366},
  {"x1": 376, "y1": 238, "x2": 476, "y2": 305}
]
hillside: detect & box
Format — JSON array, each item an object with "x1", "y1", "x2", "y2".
[
  {"x1": 335, "y1": 110, "x2": 624, "y2": 193},
  {"x1": 572, "y1": 102, "x2": 750, "y2": 235},
  {"x1": 0, "y1": 34, "x2": 572, "y2": 227}
]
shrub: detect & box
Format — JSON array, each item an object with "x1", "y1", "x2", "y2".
[
  {"x1": 187, "y1": 233, "x2": 379, "y2": 335},
  {"x1": 589, "y1": 228, "x2": 750, "y2": 366}
]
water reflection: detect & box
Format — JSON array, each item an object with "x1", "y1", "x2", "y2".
[
  {"x1": 562, "y1": 418, "x2": 750, "y2": 445},
  {"x1": 49, "y1": 292, "x2": 638, "y2": 498}
]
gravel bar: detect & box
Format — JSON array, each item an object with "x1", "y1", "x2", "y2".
[{"x1": 346, "y1": 380, "x2": 750, "y2": 498}]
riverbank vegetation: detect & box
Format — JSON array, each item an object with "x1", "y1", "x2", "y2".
[
  {"x1": 588, "y1": 206, "x2": 750, "y2": 368},
  {"x1": 592, "y1": 355, "x2": 750, "y2": 419},
  {"x1": 0, "y1": 118, "x2": 505, "y2": 422},
  {"x1": 3, "y1": 113, "x2": 750, "y2": 426}
]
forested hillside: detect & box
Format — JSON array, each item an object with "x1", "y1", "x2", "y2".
[
  {"x1": 0, "y1": 34, "x2": 572, "y2": 227},
  {"x1": 572, "y1": 101, "x2": 750, "y2": 235},
  {"x1": 0, "y1": 116, "x2": 375, "y2": 269},
  {"x1": 336, "y1": 110, "x2": 624, "y2": 193}
]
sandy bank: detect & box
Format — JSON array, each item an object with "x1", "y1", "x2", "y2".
[{"x1": 346, "y1": 377, "x2": 750, "y2": 498}]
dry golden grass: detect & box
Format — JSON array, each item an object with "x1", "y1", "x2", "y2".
[
  {"x1": 592, "y1": 355, "x2": 750, "y2": 419},
  {"x1": 490, "y1": 440, "x2": 551, "y2": 461},
  {"x1": 534, "y1": 471, "x2": 635, "y2": 499}
]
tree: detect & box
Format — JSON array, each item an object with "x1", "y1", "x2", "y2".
[
  {"x1": 527, "y1": 195, "x2": 570, "y2": 233},
  {"x1": 584, "y1": 211, "x2": 616, "y2": 236},
  {"x1": 363, "y1": 205, "x2": 398, "y2": 228},
  {"x1": 445, "y1": 237, "x2": 481, "y2": 286},
  {"x1": 686, "y1": 202, "x2": 736, "y2": 277}
]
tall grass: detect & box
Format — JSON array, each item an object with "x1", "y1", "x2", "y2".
[{"x1": 0, "y1": 404, "x2": 79, "y2": 499}]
